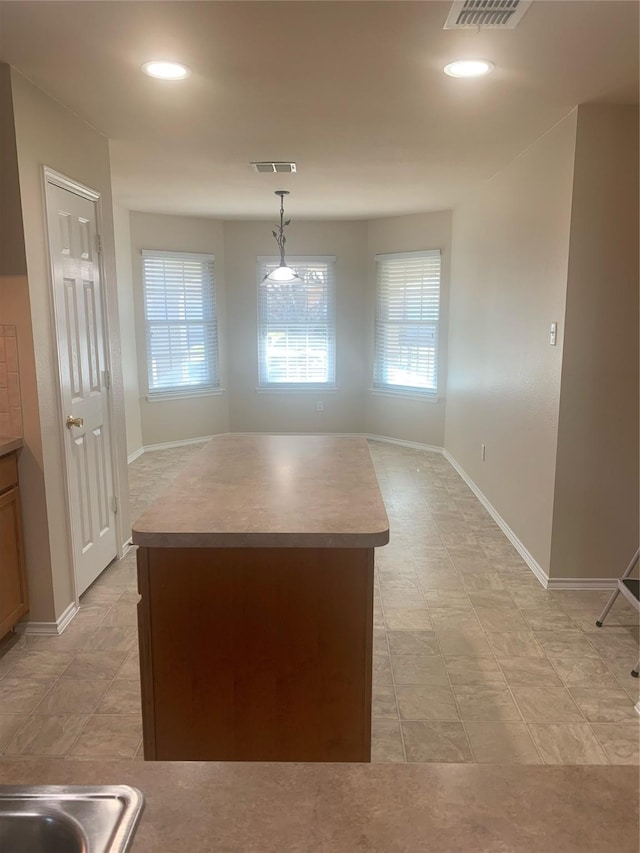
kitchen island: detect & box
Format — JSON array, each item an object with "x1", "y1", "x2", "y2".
[{"x1": 132, "y1": 434, "x2": 389, "y2": 762}]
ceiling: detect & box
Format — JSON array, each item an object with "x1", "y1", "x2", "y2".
[{"x1": 0, "y1": 1, "x2": 637, "y2": 219}]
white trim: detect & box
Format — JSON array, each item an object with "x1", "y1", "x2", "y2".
[
  {"x1": 635, "y1": 701, "x2": 640, "y2": 717},
  {"x1": 545, "y1": 577, "x2": 617, "y2": 590},
  {"x1": 120, "y1": 539, "x2": 133, "y2": 555},
  {"x1": 369, "y1": 388, "x2": 441, "y2": 403},
  {"x1": 143, "y1": 435, "x2": 213, "y2": 453},
  {"x1": 375, "y1": 249, "x2": 441, "y2": 262},
  {"x1": 141, "y1": 249, "x2": 214, "y2": 262},
  {"x1": 256, "y1": 386, "x2": 339, "y2": 394},
  {"x1": 363, "y1": 434, "x2": 443, "y2": 454},
  {"x1": 127, "y1": 447, "x2": 144, "y2": 464},
  {"x1": 442, "y1": 449, "x2": 549, "y2": 588},
  {"x1": 146, "y1": 388, "x2": 225, "y2": 403},
  {"x1": 15, "y1": 601, "x2": 79, "y2": 636},
  {"x1": 257, "y1": 255, "x2": 336, "y2": 264}
]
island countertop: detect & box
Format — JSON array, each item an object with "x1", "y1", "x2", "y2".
[
  {"x1": 132, "y1": 434, "x2": 390, "y2": 549},
  {"x1": 0, "y1": 760, "x2": 636, "y2": 853}
]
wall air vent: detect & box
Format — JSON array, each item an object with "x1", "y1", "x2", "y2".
[
  {"x1": 251, "y1": 162, "x2": 297, "y2": 174},
  {"x1": 444, "y1": 0, "x2": 533, "y2": 29}
]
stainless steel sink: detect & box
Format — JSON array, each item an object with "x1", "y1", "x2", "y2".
[{"x1": 0, "y1": 785, "x2": 144, "y2": 852}]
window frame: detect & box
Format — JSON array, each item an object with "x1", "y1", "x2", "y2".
[
  {"x1": 256, "y1": 255, "x2": 337, "y2": 391},
  {"x1": 141, "y1": 249, "x2": 220, "y2": 399},
  {"x1": 373, "y1": 249, "x2": 442, "y2": 398}
]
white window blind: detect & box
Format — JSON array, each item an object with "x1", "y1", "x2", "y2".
[
  {"x1": 257, "y1": 256, "x2": 336, "y2": 388},
  {"x1": 374, "y1": 250, "x2": 441, "y2": 394},
  {"x1": 142, "y1": 250, "x2": 219, "y2": 395}
]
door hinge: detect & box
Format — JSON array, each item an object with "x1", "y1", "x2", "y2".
[
  {"x1": 111, "y1": 495, "x2": 118, "y2": 514},
  {"x1": 96, "y1": 233, "x2": 102, "y2": 254},
  {"x1": 102, "y1": 369, "x2": 111, "y2": 389}
]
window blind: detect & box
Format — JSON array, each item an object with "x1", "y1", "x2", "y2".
[
  {"x1": 374, "y1": 250, "x2": 441, "y2": 394},
  {"x1": 257, "y1": 256, "x2": 336, "y2": 387},
  {"x1": 142, "y1": 250, "x2": 219, "y2": 395}
]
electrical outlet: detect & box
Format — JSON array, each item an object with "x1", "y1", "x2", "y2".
[
  {"x1": 481, "y1": 444, "x2": 486, "y2": 462},
  {"x1": 315, "y1": 400, "x2": 324, "y2": 412}
]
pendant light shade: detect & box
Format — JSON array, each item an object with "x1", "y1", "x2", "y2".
[{"x1": 262, "y1": 190, "x2": 302, "y2": 285}]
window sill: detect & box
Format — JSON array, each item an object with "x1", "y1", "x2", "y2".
[
  {"x1": 369, "y1": 388, "x2": 441, "y2": 403},
  {"x1": 256, "y1": 386, "x2": 339, "y2": 394},
  {"x1": 146, "y1": 388, "x2": 226, "y2": 403}
]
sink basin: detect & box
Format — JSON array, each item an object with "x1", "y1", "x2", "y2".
[{"x1": 0, "y1": 786, "x2": 144, "y2": 852}]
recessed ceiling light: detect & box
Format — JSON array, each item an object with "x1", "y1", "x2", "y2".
[
  {"x1": 142, "y1": 60, "x2": 191, "y2": 80},
  {"x1": 443, "y1": 60, "x2": 495, "y2": 78}
]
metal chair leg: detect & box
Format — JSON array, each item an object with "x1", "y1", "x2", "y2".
[
  {"x1": 596, "y1": 547, "x2": 640, "y2": 627},
  {"x1": 632, "y1": 659, "x2": 639, "y2": 678}
]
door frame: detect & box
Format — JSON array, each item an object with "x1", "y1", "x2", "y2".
[{"x1": 42, "y1": 166, "x2": 126, "y2": 604}]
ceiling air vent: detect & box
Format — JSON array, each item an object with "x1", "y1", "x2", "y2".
[
  {"x1": 443, "y1": 0, "x2": 533, "y2": 29},
  {"x1": 251, "y1": 162, "x2": 297, "y2": 174}
]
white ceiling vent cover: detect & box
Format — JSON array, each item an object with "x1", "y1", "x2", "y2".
[
  {"x1": 444, "y1": 0, "x2": 533, "y2": 29},
  {"x1": 251, "y1": 162, "x2": 297, "y2": 174}
]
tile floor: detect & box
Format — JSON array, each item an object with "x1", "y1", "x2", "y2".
[{"x1": 0, "y1": 441, "x2": 638, "y2": 764}]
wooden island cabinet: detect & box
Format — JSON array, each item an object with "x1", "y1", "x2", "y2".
[
  {"x1": 132, "y1": 435, "x2": 389, "y2": 762},
  {"x1": 0, "y1": 440, "x2": 28, "y2": 639}
]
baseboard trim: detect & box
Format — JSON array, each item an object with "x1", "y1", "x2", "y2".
[
  {"x1": 15, "y1": 601, "x2": 79, "y2": 636},
  {"x1": 363, "y1": 434, "x2": 443, "y2": 454},
  {"x1": 142, "y1": 435, "x2": 214, "y2": 454},
  {"x1": 130, "y1": 432, "x2": 445, "y2": 462},
  {"x1": 442, "y1": 449, "x2": 550, "y2": 589},
  {"x1": 545, "y1": 577, "x2": 617, "y2": 590},
  {"x1": 127, "y1": 447, "x2": 144, "y2": 464}
]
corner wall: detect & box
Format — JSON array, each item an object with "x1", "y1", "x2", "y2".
[
  {"x1": 10, "y1": 68, "x2": 131, "y2": 621},
  {"x1": 445, "y1": 111, "x2": 578, "y2": 576},
  {"x1": 549, "y1": 105, "x2": 639, "y2": 581},
  {"x1": 113, "y1": 205, "x2": 143, "y2": 459}
]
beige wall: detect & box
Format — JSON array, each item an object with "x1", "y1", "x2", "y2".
[
  {"x1": 550, "y1": 105, "x2": 639, "y2": 580},
  {"x1": 366, "y1": 212, "x2": 452, "y2": 446},
  {"x1": 1, "y1": 62, "x2": 55, "y2": 622},
  {"x1": 224, "y1": 219, "x2": 368, "y2": 434},
  {"x1": 113, "y1": 205, "x2": 143, "y2": 458},
  {"x1": 445, "y1": 111, "x2": 578, "y2": 576},
  {"x1": 129, "y1": 211, "x2": 229, "y2": 446},
  {"x1": 10, "y1": 69, "x2": 131, "y2": 621}
]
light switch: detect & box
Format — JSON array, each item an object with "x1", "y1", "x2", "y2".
[{"x1": 549, "y1": 322, "x2": 557, "y2": 346}]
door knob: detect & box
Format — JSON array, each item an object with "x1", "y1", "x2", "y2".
[{"x1": 66, "y1": 415, "x2": 84, "y2": 429}]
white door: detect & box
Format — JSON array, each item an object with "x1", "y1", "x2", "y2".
[{"x1": 46, "y1": 180, "x2": 118, "y2": 595}]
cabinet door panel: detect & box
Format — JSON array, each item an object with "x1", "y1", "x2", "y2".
[{"x1": 0, "y1": 486, "x2": 29, "y2": 637}]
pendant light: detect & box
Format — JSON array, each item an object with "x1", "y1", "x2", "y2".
[{"x1": 262, "y1": 190, "x2": 302, "y2": 285}]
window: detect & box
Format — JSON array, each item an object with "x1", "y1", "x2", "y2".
[
  {"x1": 257, "y1": 256, "x2": 336, "y2": 388},
  {"x1": 142, "y1": 250, "x2": 219, "y2": 396},
  {"x1": 374, "y1": 250, "x2": 441, "y2": 395}
]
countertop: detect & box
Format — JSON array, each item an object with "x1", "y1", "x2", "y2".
[
  {"x1": 0, "y1": 435, "x2": 23, "y2": 457},
  {"x1": 0, "y1": 760, "x2": 636, "y2": 852},
  {"x1": 132, "y1": 434, "x2": 390, "y2": 548}
]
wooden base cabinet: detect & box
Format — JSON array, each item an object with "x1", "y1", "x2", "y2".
[
  {"x1": 0, "y1": 451, "x2": 28, "y2": 638},
  {"x1": 137, "y1": 546, "x2": 374, "y2": 762}
]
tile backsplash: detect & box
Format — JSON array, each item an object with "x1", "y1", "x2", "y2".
[{"x1": 0, "y1": 325, "x2": 23, "y2": 437}]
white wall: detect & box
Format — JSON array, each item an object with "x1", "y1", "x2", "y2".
[
  {"x1": 129, "y1": 211, "x2": 229, "y2": 446},
  {"x1": 445, "y1": 111, "x2": 578, "y2": 576},
  {"x1": 224, "y1": 219, "x2": 368, "y2": 434},
  {"x1": 113, "y1": 205, "x2": 143, "y2": 459},
  {"x1": 550, "y1": 105, "x2": 639, "y2": 581},
  {"x1": 11, "y1": 69, "x2": 131, "y2": 621},
  {"x1": 366, "y1": 212, "x2": 452, "y2": 447}
]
